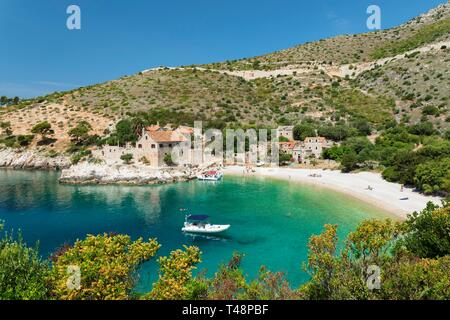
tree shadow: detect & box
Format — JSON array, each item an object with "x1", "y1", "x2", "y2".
[{"x1": 37, "y1": 137, "x2": 57, "y2": 146}]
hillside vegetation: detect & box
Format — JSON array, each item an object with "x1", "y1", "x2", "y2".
[{"x1": 0, "y1": 2, "x2": 449, "y2": 154}]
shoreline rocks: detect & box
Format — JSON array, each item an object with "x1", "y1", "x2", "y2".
[
  {"x1": 0, "y1": 148, "x2": 71, "y2": 170},
  {"x1": 59, "y1": 162, "x2": 211, "y2": 185}
]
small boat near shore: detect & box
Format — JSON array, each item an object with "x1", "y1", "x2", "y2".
[
  {"x1": 197, "y1": 170, "x2": 223, "y2": 181},
  {"x1": 182, "y1": 215, "x2": 230, "y2": 234}
]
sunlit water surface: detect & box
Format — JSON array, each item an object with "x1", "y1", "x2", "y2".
[{"x1": 0, "y1": 169, "x2": 391, "y2": 292}]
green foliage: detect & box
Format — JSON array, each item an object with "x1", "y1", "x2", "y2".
[
  {"x1": 351, "y1": 119, "x2": 372, "y2": 136},
  {"x1": 300, "y1": 211, "x2": 450, "y2": 300},
  {"x1": 147, "y1": 246, "x2": 202, "y2": 300},
  {"x1": 108, "y1": 119, "x2": 136, "y2": 145},
  {"x1": 0, "y1": 135, "x2": 34, "y2": 148},
  {"x1": 0, "y1": 96, "x2": 20, "y2": 106},
  {"x1": 1, "y1": 202, "x2": 450, "y2": 300},
  {"x1": 70, "y1": 149, "x2": 91, "y2": 164},
  {"x1": 0, "y1": 121, "x2": 12, "y2": 136},
  {"x1": 371, "y1": 17, "x2": 450, "y2": 59},
  {"x1": 323, "y1": 145, "x2": 345, "y2": 161},
  {"x1": 120, "y1": 153, "x2": 133, "y2": 164},
  {"x1": 325, "y1": 89, "x2": 395, "y2": 125},
  {"x1": 68, "y1": 121, "x2": 93, "y2": 144},
  {"x1": 380, "y1": 254, "x2": 450, "y2": 300},
  {"x1": 278, "y1": 152, "x2": 292, "y2": 165},
  {"x1": 49, "y1": 233, "x2": 160, "y2": 300},
  {"x1": 414, "y1": 158, "x2": 450, "y2": 194},
  {"x1": 317, "y1": 124, "x2": 356, "y2": 142},
  {"x1": 408, "y1": 121, "x2": 436, "y2": 136},
  {"x1": 327, "y1": 124, "x2": 449, "y2": 195},
  {"x1": 207, "y1": 252, "x2": 248, "y2": 300},
  {"x1": 346, "y1": 219, "x2": 399, "y2": 264},
  {"x1": 294, "y1": 123, "x2": 316, "y2": 141},
  {"x1": 422, "y1": 105, "x2": 440, "y2": 116},
  {"x1": 163, "y1": 153, "x2": 174, "y2": 166},
  {"x1": 244, "y1": 267, "x2": 299, "y2": 300},
  {"x1": 0, "y1": 226, "x2": 49, "y2": 300},
  {"x1": 402, "y1": 203, "x2": 450, "y2": 259},
  {"x1": 382, "y1": 149, "x2": 420, "y2": 185},
  {"x1": 340, "y1": 151, "x2": 358, "y2": 173},
  {"x1": 31, "y1": 121, "x2": 53, "y2": 137},
  {"x1": 301, "y1": 224, "x2": 339, "y2": 299}
]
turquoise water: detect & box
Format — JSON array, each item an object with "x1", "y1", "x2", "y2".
[{"x1": 0, "y1": 169, "x2": 391, "y2": 292}]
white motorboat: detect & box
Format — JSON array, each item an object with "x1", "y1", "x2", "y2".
[
  {"x1": 197, "y1": 170, "x2": 223, "y2": 181},
  {"x1": 182, "y1": 215, "x2": 230, "y2": 234}
]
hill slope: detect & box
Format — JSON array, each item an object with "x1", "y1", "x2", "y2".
[{"x1": 1, "y1": 2, "x2": 449, "y2": 152}]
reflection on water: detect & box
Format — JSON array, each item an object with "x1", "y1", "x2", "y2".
[
  {"x1": 0, "y1": 169, "x2": 391, "y2": 290},
  {"x1": 183, "y1": 233, "x2": 231, "y2": 243}
]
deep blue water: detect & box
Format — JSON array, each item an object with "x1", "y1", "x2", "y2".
[{"x1": 0, "y1": 169, "x2": 391, "y2": 292}]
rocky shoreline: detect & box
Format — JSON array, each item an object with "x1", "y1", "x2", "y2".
[
  {"x1": 0, "y1": 148, "x2": 71, "y2": 170},
  {"x1": 0, "y1": 148, "x2": 217, "y2": 185},
  {"x1": 59, "y1": 162, "x2": 211, "y2": 185}
]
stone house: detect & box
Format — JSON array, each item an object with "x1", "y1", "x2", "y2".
[
  {"x1": 93, "y1": 125, "x2": 192, "y2": 168},
  {"x1": 277, "y1": 126, "x2": 295, "y2": 141},
  {"x1": 278, "y1": 141, "x2": 296, "y2": 154},
  {"x1": 293, "y1": 137, "x2": 329, "y2": 164}
]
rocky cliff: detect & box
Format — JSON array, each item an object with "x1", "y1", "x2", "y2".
[
  {"x1": 59, "y1": 162, "x2": 214, "y2": 185},
  {"x1": 0, "y1": 148, "x2": 71, "y2": 170}
]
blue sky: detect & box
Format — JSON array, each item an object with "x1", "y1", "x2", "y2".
[{"x1": 0, "y1": 0, "x2": 447, "y2": 98}]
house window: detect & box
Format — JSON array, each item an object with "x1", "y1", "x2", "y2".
[
  {"x1": 151, "y1": 144, "x2": 155, "y2": 149},
  {"x1": 159, "y1": 144, "x2": 163, "y2": 148},
  {"x1": 138, "y1": 144, "x2": 142, "y2": 149},
  {"x1": 145, "y1": 136, "x2": 148, "y2": 140},
  {"x1": 169, "y1": 144, "x2": 172, "y2": 147}
]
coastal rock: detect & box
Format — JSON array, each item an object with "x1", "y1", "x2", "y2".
[
  {"x1": 0, "y1": 148, "x2": 71, "y2": 170},
  {"x1": 59, "y1": 162, "x2": 209, "y2": 185}
]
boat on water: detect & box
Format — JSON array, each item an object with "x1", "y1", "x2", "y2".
[
  {"x1": 197, "y1": 170, "x2": 223, "y2": 181},
  {"x1": 182, "y1": 215, "x2": 230, "y2": 234},
  {"x1": 256, "y1": 160, "x2": 265, "y2": 167}
]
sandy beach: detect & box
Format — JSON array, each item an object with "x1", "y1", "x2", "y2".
[{"x1": 224, "y1": 166, "x2": 443, "y2": 220}]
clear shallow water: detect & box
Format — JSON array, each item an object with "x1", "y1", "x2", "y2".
[{"x1": 0, "y1": 169, "x2": 391, "y2": 292}]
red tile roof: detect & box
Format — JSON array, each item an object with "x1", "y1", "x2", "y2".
[
  {"x1": 279, "y1": 141, "x2": 296, "y2": 149},
  {"x1": 146, "y1": 129, "x2": 187, "y2": 143}
]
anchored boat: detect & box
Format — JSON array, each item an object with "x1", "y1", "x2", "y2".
[
  {"x1": 197, "y1": 170, "x2": 223, "y2": 181},
  {"x1": 182, "y1": 215, "x2": 230, "y2": 234}
]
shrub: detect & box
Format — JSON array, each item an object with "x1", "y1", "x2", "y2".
[
  {"x1": 147, "y1": 246, "x2": 202, "y2": 300},
  {"x1": 31, "y1": 121, "x2": 53, "y2": 138},
  {"x1": 402, "y1": 203, "x2": 450, "y2": 259},
  {"x1": 164, "y1": 153, "x2": 174, "y2": 166},
  {"x1": 341, "y1": 151, "x2": 358, "y2": 172},
  {"x1": 422, "y1": 106, "x2": 440, "y2": 116},
  {"x1": 293, "y1": 124, "x2": 316, "y2": 141},
  {"x1": 120, "y1": 153, "x2": 133, "y2": 164},
  {"x1": 0, "y1": 225, "x2": 49, "y2": 300},
  {"x1": 48, "y1": 234, "x2": 160, "y2": 300},
  {"x1": 414, "y1": 158, "x2": 450, "y2": 194}
]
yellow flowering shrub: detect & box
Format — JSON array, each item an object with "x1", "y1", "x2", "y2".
[
  {"x1": 48, "y1": 233, "x2": 160, "y2": 300},
  {"x1": 147, "y1": 245, "x2": 202, "y2": 300}
]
